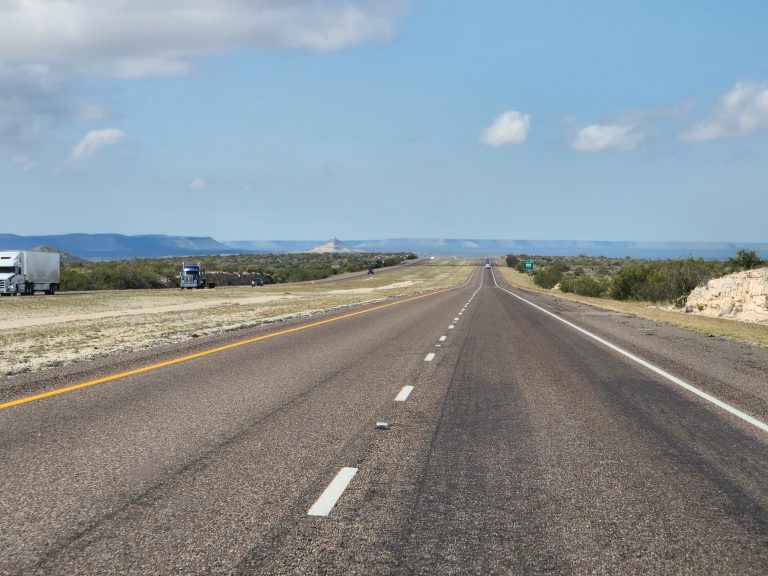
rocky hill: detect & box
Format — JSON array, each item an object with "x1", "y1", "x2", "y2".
[
  {"x1": 306, "y1": 237, "x2": 362, "y2": 254},
  {"x1": 685, "y1": 268, "x2": 768, "y2": 324}
]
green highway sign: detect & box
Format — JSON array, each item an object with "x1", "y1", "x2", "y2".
[{"x1": 524, "y1": 260, "x2": 535, "y2": 272}]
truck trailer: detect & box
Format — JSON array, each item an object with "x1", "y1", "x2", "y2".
[{"x1": 0, "y1": 251, "x2": 61, "y2": 295}]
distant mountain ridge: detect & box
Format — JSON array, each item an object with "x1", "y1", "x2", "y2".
[
  {"x1": 1, "y1": 234, "x2": 766, "y2": 260},
  {"x1": 229, "y1": 238, "x2": 768, "y2": 260},
  {"x1": 0, "y1": 234, "x2": 236, "y2": 260}
]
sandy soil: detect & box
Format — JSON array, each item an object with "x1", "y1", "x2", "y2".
[
  {"x1": 0, "y1": 267, "x2": 467, "y2": 376},
  {"x1": 0, "y1": 294, "x2": 296, "y2": 329}
]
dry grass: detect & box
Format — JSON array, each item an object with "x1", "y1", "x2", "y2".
[
  {"x1": 497, "y1": 268, "x2": 768, "y2": 347},
  {"x1": 0, "y1": 265, "x2": 469, "y2": 376}
]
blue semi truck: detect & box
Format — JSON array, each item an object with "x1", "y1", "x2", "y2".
[{"x1": 179, "y1": 263, "x2": 216, "y2": 289}]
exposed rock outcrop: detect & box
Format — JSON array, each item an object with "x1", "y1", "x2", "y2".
[
  {"x1": 685, "y1": 267, "x2": 768, "y2": 324},
  {"x1": 306, "y1": 237, "x2": 362, "y2": 253}
]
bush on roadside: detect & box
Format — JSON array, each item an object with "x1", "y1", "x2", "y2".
[
  {"x1": 533, "y1": 261, "x2": 570, "y2": 289},
  {"x1": 610, "y1": 259, "x2": 724, "y2": 303},
  {"x1": 559, "y1": 275, "x2": 608, "y2": 297},
  {"x1": 59, "y1": 252, "x2": 415, "y2": 291},
  {"x1": 728, "y1": 249, "x2": 763, "y2": 272}
]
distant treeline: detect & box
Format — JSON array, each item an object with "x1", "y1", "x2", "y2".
[
  {"x1": 61, "y1": 252, "x2": 417, "y2": 291},
  {"x1": 506, "y1": 249, "x2": 764, "y2": 305}
]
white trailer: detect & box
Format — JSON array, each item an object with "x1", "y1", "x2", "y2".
[{"x1": 0, "y1": 251, "x2": 61, "y2": 295}]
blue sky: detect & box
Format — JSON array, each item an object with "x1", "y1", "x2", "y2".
[{"x1": 1, "y1": 1, "x2": 767, "y2": 242}]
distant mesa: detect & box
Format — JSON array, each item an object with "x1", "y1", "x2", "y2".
[
  {"x1": 305, "y1": 237, "x2": 362, "y2": 254},
  {"x1": 3, "y1": 233, "x2": 768, "y2": 260},
  {"x1": 0, "y1": 233, "x2": 235, "y2": 261}
]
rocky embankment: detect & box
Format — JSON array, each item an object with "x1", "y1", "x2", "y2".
[{"x1": 685, "y1": 267, "x2": 768, "y2": 324}]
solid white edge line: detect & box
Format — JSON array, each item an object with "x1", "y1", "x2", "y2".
[
  {"x1": 490, "y1": 269, "x2": 768, "y2": 433},
  {"x1": 395, "y1": 385, "x2": 415, "y2": 401},
  {"x1": 307, "y1": 467, "x2": 358, "y2": 517},
  {"x1": 424, "y1": 352, "x2": 436, "y2": 362}
]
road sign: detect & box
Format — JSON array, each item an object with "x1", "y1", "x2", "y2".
[{"x1": 524, "y1": 260, "x2": 535, "y2": 272}]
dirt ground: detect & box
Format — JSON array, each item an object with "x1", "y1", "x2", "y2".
[{"x1": 0, "y1": 266, "x2": 469, "y2": 376}]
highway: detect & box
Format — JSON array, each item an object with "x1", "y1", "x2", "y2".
[{"x1": 1, "y1": 266, "x2": 767, "y2": 574}]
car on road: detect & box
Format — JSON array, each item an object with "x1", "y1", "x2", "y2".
[
  {"x1": 250, "y1": 277, "x2": 264, "y2": 287},
  {"x1": 484, "y1": 263, "x2": 492, "y2": 269}
]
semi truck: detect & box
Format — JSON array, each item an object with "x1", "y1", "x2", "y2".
[
  {"x1": 0, "y1": 251, "x2": 61, "y2": 295},
  {"x1": 179, "y1": 263, "x2": 216, "y2": 289}
]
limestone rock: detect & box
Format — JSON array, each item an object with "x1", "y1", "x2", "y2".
[{"x1": 685, "y1": 267, "x2": 768, "y2": 324}]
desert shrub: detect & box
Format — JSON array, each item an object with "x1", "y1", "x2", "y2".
[
  {"x1": 533, "y1": 261, "x2": 570, "y2": 289},
  {"x1": 610, "y1": 259, "x2": 724, "y2": 302},
  {"x1": 59, "y1": 252, "x2": 414, "y2": 291},
  {"x1": 728, "y1": 249, "x2": 763, "y2": 271},
  {"x1": 559, "y1": 275, "x2": 608, "y2": 297},
  {"x1": 506, "y1": 255, "x2": 520, "y2": 268},
  {"x1": 610, "y1": 265, "x2": 650, "y2": 300}
]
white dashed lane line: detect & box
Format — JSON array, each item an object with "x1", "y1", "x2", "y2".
[
  {"x1": 448, "y1": 325, "x2": 455, "y2": 330},
  {"x1": 424, "y1": 352, "x2": 436, "y2": 362},
  {"x1": 395, "y1": 386, "x2": 414, "y2": 402},
  {"x1": 307, "y1": 467, "x2": 358, "y2": 517},
  {"x1": 439, "y1": 336, "x2": 447, "y2": 342}
]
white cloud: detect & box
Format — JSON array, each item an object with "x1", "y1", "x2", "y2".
[
  {"x1": 0, "y1": 64, "x2": 68, "y2": 146},
  {"x1": 77, "y1": 104, "x2": 109, "y2": 121},
  {"x1": 12, "y1": 155, "x2": 35, "y2": 171},
  {"x1": 0, "y1": 1, "x2": 404, "y2": 79},
  {"x1": 70, "y1": 129, "x2": 126, "y2": 160},
  {"x1": 190, "y1": 177, "x2": 207, "y2": 190},
  {"x1": 480, "y1": 111, "x2": 531, "y2": 147},
  {"x1": 680, "y1": 81, "x2": 768, "y2": 141},
  {"x1": 572, "y1": 124, "x2": 644, "y2": 152},
  {"x1": 0, "y1": 2, "x2": 406, "y2": 147}
]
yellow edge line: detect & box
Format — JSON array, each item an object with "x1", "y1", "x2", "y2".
[{"x1": 1, "y1": 270, "x2": 477, "y2": 411}]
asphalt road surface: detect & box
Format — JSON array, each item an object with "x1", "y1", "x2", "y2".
[{"x1": 1, "y1": 266, "x2": 767, "y2": 574}]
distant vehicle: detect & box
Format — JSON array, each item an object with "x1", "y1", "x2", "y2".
[
  {"x1": 250, "y1": 277, "x2": 264, "y2": 287},
  {"x1": 179, "y1": 263, "x2": 216, "y2": 289},
  {"x1": 0, "y1": 251, "x2": 60, "y2": 295},
  {"x1": 484, "y1": 263, "x2": 492, "y2": 269}
]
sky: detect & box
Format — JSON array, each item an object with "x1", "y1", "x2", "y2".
[{"x1": 1, "y1": 0, "x2": 767, "y2": 242}]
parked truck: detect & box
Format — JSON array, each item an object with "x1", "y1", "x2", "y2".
[
  {"x1": 179, "y1": 263, "x2": 216, "y2": 289},
  {"x1": 0, "y1": 251, "x2": 61, "y2": 295}
]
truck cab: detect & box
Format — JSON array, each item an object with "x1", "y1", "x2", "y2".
[
  {"x1": 180, "y1": 264, "x2": 202, "y2": 289},
  {"x1": 179, "y1": 263, "x2": 215, "y2": 289},
  {"x1": 0, "y1": 254, "x2": 22, "y2": 294}
]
